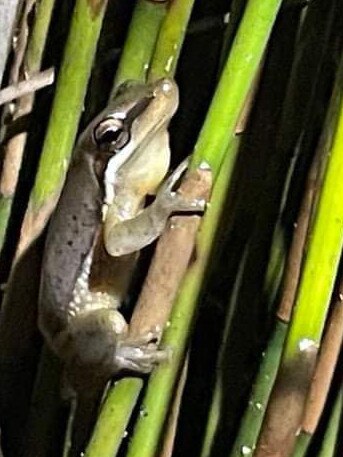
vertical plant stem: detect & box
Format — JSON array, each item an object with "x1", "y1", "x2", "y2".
[
  {"x1": 226, "y1": 46, "x2": 343, "y2": 454},
  {"x1": 0, "y1": 0, "x2": 20, "y2": 86},
  {"x1": 291, "y1": 434, "x2": 311, "y2": 457},
  {"x1": 125, "y1": 2, "x2": 282, "y2": 455},
  {"x1": 200, "y1": 237, "x2": 249, "y2": 457},
  {"x1": 291, "y1": 279, "x2": 343, "y2": 457},
  {"x1": 228, "y1": 322, "x2": 287, "y2": 456},
  {"x1": 301, "y1": 286, "x2": 343, "y2": 433},
  {"x1": 191, "y1": 0, "x2": 282, "y2": 177},
  {"x1": 317, "y1": 386, "x2": 343, "y2": 457},
  {"x1": 85, "y1": 379, "x2": 143, "y2": 457},
  {"x1": 113, "y1": 0, "x2": 167, "y2": 87},
  {"x1": 147, "y1": 0, "x2": 196, "y2": 81},
  {"x1": 16, "y1": 0, "x2": 108, "y2": 258},
  {"x1": 0, "y1": 0, "x2": 56, "y2": 251},
  {"x1": 218, "y1": 0, "x2": 247, "y2": 69},
  {"x1": 284, "y1": 99, "x2": 343, "y2": 358},
  {"x1": 255, "y1": 58, "x2": 343, "y2": 456},
  {"x1": 126, "y1": 138, "x2": 240, "y2": 457},
  {"x1": 157, "y1": 355, "x2": 189, "y2": 457}
]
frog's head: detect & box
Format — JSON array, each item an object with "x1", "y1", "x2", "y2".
[
  {"x1": 77, "y1": 78, "x2": 178, "y2": 205},
  {"x1": 89, "y1": 78, "x2": 178, "y2": 171}
]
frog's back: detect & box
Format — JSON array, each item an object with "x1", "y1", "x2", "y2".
[{"x1": 39, "y1": 150, "x2": 102, "y2": 340}]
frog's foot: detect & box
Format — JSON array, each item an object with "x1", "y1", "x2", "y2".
[
  {"x1": 115, "y1": 332, "x2": 171, "y2": 374},
  {"x1": 156, "y1": 157, "x2": 207, "y2": 213}
]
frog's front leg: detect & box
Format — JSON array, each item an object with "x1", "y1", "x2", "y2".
[{"x1": 104, "y1": 159, "x2": 208, "y2": 256}]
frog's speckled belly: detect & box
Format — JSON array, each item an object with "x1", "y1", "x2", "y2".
[{"x1": 67, "y1": 250, "x2": 119, "y2": 320}]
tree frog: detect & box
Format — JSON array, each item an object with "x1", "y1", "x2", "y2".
[{"x1": 38, "y1": 78, "x2": 206, "y2": 385}]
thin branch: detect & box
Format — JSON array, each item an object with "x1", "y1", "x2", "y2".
[
  {"x1": 15, "y1": 0, "x2": 109, "y2": 258},
  {"x1": 0, "y1": 67, "x2": 54, "y2": 106},
  {"x1": 254, "y1": 24, "x2": 343, "y2": 454},
  {"x1": 10, "y1": 0, "x2": 36, "y2": 84},
  {"x1": 0, "y1": 0, "x2": 21, "y2": 85}
]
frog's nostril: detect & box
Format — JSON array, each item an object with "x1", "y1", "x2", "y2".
[{"x1": 161, "y1": 79, "x2": 173, "y2": 94}]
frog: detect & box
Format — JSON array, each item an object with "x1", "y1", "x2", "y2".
[{"x1": 38, "y1": 78, "x2": 207, "y2": 386}]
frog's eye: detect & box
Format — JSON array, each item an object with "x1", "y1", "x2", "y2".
[{"x1": 93, "y1": 118, "x2": 130, "y2": 151}]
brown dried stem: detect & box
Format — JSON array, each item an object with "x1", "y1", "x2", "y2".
[
  {"x1": 129, "y1": 166, "x2": 212, "y2": 336},
  {"x1": 276, "y1": 139, "x2": 322, "y2": 322},
  {"x1": 301, "y1": 284, "x2": 343, "y2": 434},
  {"x1": 254, "y1": 345, "x2": 318, "y2": 457},
  {"x1": 10, "y1": 0, "x2": 36, "y2": 85},
  {"x1": 157, "y1": 354, "x2": 189, "y2": 457},
  {"x1": 0, "y1": 67, "x2": 54, "y2": 106}
]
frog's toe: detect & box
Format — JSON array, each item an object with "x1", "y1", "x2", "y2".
[
  {"x1": 115, "y1": 339, "x2": 171, "y2": 374},
  {"x1": 162, "y1": 192, "x2": 207, "y2": 214},
  {"x1": 126, "y1": 326, "x2": 163, "y2": 346},
  {"x1": 156, "y1": 157, "x2": 208, "y2": 214},
  {"x1": 162, "y1": 156, "x2": 190, "y2": 192},
  {"x1": 176, "y1": 195, "x2": 207, "y2": 212}
]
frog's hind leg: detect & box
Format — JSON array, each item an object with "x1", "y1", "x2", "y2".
[{"x1": 63, "y1": 308, "x2": 168, "y2": 377}]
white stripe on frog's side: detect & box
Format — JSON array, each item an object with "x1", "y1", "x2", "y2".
[{"x1": 103, "y1": 144, "x2": 138, "y2": 210}]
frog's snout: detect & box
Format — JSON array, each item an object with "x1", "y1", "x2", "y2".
[
  {"x1": 153, "y1": 77, "x2": 178, "y2": 99},
  {"x1": 160, "y1": 78, "x2": 175, "y2": 94},
  {"x1": 151, "y1": 77, "x2": 179, "y2": 119}
]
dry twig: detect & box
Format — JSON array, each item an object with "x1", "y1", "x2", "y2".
[
  {"x1": 10, "y1": 0, "x2": 36, "y2": 84},
  {"x1": 0, "y1": 67, "x2": 54, "y2": 106},
  {"x1": 0, "y1": 0, "x2": 21, "y2": 85}
]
